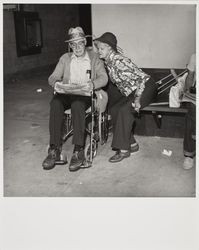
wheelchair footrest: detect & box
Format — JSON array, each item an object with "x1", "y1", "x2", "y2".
[
  {"x1": 55, "y1": 160, "x2": 68, "y2": 165},
  {"x1": 82, "y1": 160, "x2": 92, "y2": 168},
  {"x1": 55, "y1": 151, "x2": 68, "y2": 165}
]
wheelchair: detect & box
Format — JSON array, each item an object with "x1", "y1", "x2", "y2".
[{"x1": 60, "y1": 90, "x2": 109, "y2": 168}]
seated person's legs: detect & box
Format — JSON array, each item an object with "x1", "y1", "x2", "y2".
[
  {"x1": 43, "y1": 94, "x2": 91, "y2": 171},
  {"x1": 183, "y1": 102, "x2": 196, "y2": 170}
]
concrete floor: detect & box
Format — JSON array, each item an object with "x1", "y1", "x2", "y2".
[{"x1": 4, "y1": 74, "x2": 196, "y2": 197}]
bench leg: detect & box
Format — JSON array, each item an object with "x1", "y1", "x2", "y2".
[{"x1": 152, "y1": 112, "x2": 162, "y2": 129}]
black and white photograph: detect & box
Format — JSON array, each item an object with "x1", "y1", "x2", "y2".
[
  {"x1": 3, "y1": 2, "x2": 196, "y2": 197},
  {"x1": 1, "y1": 1, "x2": 198, "y2": 250}
]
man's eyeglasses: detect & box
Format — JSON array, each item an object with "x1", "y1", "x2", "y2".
[{"x1": 69, "y1": 40, "x2": 85, "y2": 49}]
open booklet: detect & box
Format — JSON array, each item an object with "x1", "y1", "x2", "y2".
[{"x1": 54, "y1": 81, "x2": 91, "y2": 96}]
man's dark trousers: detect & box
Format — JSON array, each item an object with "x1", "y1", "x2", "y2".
[{"x1": 49, "y1": 93, "x2": 91, "y2": 148}]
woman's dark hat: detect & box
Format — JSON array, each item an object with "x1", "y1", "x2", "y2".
[{"x1": 93, "y1": 32, "x2": 118, "y2": 52}]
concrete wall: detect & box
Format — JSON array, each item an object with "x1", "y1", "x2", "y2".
[
  {"x1": 3, "y1": 4, "x2": 79, "y2": 77},
  {"x1": 92, "y1": 4, "x2": 196, "y2": 68}
]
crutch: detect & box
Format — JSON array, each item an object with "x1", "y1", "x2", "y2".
[{"x1": 158, "y1": 69, "x2": 187, "y2": 95}]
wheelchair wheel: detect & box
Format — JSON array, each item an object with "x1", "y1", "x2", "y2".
[
  {"x1": 101, "y1": 112, "x2": 109, "y2": 145},
  {"x1": 84, "y1": 141, "x2": 97, "y2": 161},
  {"x1": 61, "y1": 114, "x2": 73, "y2": 142}
]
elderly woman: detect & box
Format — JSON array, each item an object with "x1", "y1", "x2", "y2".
[{"x1": 94, "y1": 32, "x2": 158, "y2": 163}]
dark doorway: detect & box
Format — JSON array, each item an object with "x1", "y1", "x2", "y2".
[
  {"x1": 14, "y1": 11, "x2": 43, "y2": 57},
  {"x1": 78, "y1": 4, "x2": 92, "y2": 47}
]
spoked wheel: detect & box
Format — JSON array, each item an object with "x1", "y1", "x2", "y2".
[
  {"x1": 83, "y1": 141, "x2": 98, "y2": 168},
  {"x1": 100, "y1": 113, "x2": 109, "y2": 145},
  {"x1": 61, "y1": 115, "x2": 73, "y2": 143}
]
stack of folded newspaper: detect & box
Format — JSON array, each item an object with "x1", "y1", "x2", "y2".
[{"x1": 54, "y1": 81, "x2": 91, "y2": 96}]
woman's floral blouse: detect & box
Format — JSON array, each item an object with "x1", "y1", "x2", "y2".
[{"x1": 105, "y1": 51, "x2": 150, "y2": 97}]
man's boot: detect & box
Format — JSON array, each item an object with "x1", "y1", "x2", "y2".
[
  {"x1": 69, "y1": 145, "x2": 85, "y2": 172},
  {"x1": 42, "y1": 145, "x2": 61, "y2": 170}
]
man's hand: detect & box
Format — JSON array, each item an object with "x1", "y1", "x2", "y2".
[
  {"x1": 132, "y1": 97, "x2": 141, "y2": 112},
  {"x1": 81, "y1": 80, "x2": 94, "y2": 93},
  {"x1": 54, "y1": 81, "x2": 65, "y2": 93}
]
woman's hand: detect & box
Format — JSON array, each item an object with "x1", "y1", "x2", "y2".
[{"x1": 132, "y1": 97, "x2": 141, "y2": 112}]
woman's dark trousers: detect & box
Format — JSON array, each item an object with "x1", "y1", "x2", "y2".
[{"x1": 107, "y1": 78, "x2": 158, "y2": 150}]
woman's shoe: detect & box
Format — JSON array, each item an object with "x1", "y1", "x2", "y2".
[
  {"x1": 109, "y1": 150, "x2": 130, "y2": 163},
  {"x1": 130, "y1": 143, "x2": 139, "y2": 154}
]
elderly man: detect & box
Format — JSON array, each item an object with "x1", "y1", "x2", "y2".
[{"x1": 42, "y1": 27, "x2": 108, "y2": 171}]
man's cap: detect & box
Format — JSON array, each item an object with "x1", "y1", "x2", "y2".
[{"x1": 65, "y1": 26, "x2": 91, "y2": 43}]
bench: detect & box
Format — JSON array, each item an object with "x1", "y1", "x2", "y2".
[
  {"x1": 139, "y1": 68, "x2": 189, "y2": 129},
  {"x1": 140, "y1": 102, "x2": 188, "y2": 128}
]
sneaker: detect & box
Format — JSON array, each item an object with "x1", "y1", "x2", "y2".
[
  {"x1": 69, "y1": 149, "x2": 85, "y2": 172},
  {"x1": 183, "y1": 157, "x2": 194, "y2": 170},
  {"x1": 42, "y1": 146, "x2": 61, "y2": 170}
]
